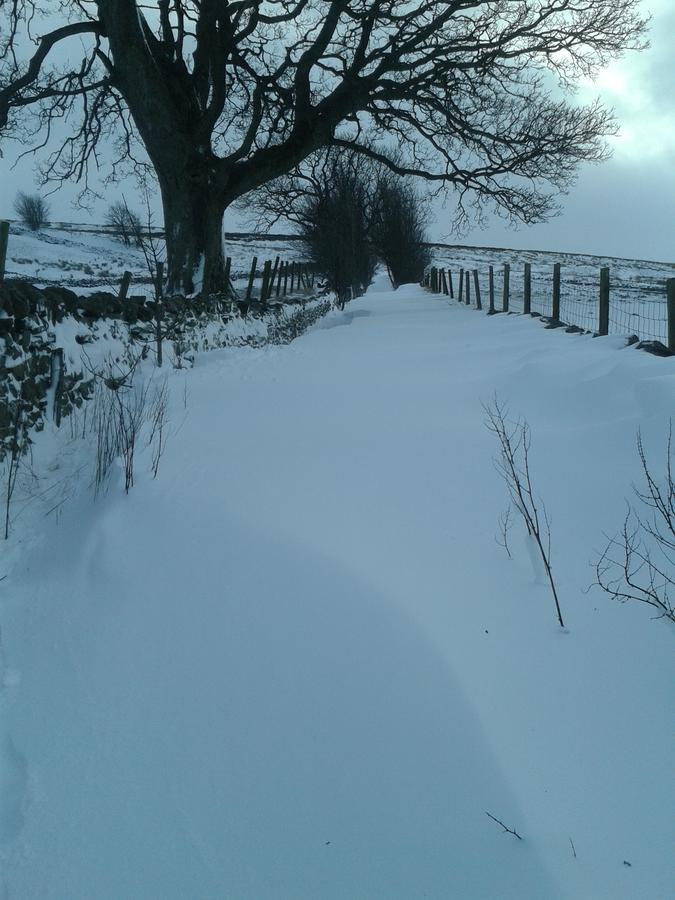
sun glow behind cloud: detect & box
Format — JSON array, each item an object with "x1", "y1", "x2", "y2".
[{"x1": 579, "y1": 0, "x2": 675, "y2": 162}]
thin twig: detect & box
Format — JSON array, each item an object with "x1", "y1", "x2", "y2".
[{"x1": 485, "y1": 811, "x2": 523, "y2": 841}]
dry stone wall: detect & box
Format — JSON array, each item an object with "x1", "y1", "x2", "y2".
[{"x1": 0, "y1": 279, "x2": 331, "y2": 461}]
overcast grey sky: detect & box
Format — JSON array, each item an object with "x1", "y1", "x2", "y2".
[
  {"x1": 1, "y1": 0, "x2": 672, "y2": 263},
  {"x1": 450, "y1": 0, "x2": 675, "y2": 262}
]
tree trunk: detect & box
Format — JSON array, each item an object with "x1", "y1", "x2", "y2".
[{"x1": 160, "y1": 177, "x2": 227, "y2": 297}]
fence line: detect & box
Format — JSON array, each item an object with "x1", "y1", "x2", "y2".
[
  {"x1": 0, "y1": 219, "x2": 317, "y2": 308},
  {"x1": 424, "y1": 261, "x2": 675, "y2": 353}
]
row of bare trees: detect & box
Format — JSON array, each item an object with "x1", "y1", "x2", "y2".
[
  {"x1": 252, "y1": 149, "x2": 430, "y2": 306},
  {"x1": 0, "y1": 1, "x2": 649, "y2": 295}
]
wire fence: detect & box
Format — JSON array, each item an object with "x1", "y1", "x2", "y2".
[{"x1": 425, "y1": 261, "x2": 675, "y2": 353}]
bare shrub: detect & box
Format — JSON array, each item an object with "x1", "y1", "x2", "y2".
[
  {"x1": 117, "y1": 384, "x2": 150, "y2": 492},
  {"x1": 105, "y1": 201, "x2": 142, "y2": 246},
  {"x1": 91, "y1": 381, "x2": 120, "y2": 495},
  {"x1": 298, "y1": 155, "x2": 376, "y2": 308},
  {"x1": 147, "y1": 379, "x2": 169, "y2": 479},
  {"x1": 244, "y1": 149, "x2": 377, "y2": 309},
  {"x1": 14, "y1": 191, "x2": 50, "y2": 231},
  {"x1": 485, "y1": 397, "x2": 565, "y2": 629},
  {"x1": 596, "y1": 426, "x2": 675, "y2": 625},
  {"x1": 90, "y1": 369, "x2": 169, "y2": 495},
  {"x1": 370, "y1": 176, "x2": 431, "y2": 288}
]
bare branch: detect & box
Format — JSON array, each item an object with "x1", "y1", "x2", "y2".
[
  {"x1": 485, "y1": 395, "x2": 565, "y2": 628},
  {"x1": 486, "y1": 811, "x2": 523, "y2": 841}
]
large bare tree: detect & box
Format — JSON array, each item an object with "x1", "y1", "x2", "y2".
[{"x1": 0, "y1": 1, "x2": 647, "y2": 294}]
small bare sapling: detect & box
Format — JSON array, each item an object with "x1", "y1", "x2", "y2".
[
  {"x1": 147, "y1": 379, "x2": 170, "y2": 479},
  {"x1": 596, "y1": 426, "x2": 675, "y2": 626},
  {"x1": 484, "y1": 397, "x2": 565, "y2": 629},
  {"x1": 91, "y1": 370, "x2": 170, "y2": 495}
]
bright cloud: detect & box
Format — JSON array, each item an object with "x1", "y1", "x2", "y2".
[{"x1": 580, "y1": 0, "x2": 675, "y2": 161}]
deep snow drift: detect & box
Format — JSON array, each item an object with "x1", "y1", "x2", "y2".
[{"x1": 1, "y1": 275, "x2": 673, "y2": 898}]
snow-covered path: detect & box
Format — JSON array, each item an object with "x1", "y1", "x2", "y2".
[{"x1": 2, "y1": 277, "x2": 673, "y2": 898}]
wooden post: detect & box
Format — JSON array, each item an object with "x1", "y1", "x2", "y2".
[
  {"x1": 502, "y1": 263, "x2": 510, "y2": 312},
  {"x1": 118, "y1": 270, "x2": 132, "y2": 302},
  {"x1": 465, "y1": 270, "x2": 471, "y2": 305},
  {"x1": 269, "y1": 256, "x2": 280, "y2": 299},
  {"x1": 599, "y1": 267, "x2": 610, "y2": 336},
  {"x1": 552, "y1": 262, "x2": 561, "y2": 321},
  {"x1": 458, "y1": 268, "x2": 464, "y2": 303},
  {"x1": 261, "y1": 259, "x2": 272, "y2": 301},
  {"x1": 667, "y1": 279, "x2": 675, "y2": 353},
  {"x1": 245, "y1": 256, "x2": 257, "y2": 301},
  {"x1": 448, "y1": 269, "x2": 454, "y2": 299},
  {"x1": 290, "y1": 261, "x2": 296, "y2": 293},
  {"x1": 283, "y1": 261, "x2": 289, "y2": 295},
  {"x1": 489, "y1": 265, "x2": 495, "y2": 313},
  {"x1": 51, "y1": 348, "x2": 64, "y2": 427},
  {"x1": 276, "y1": 260, "x2": 283, "y2": 296},
  {"x1": 0, "y1": 220, "x2": 9, "y2": 281},
  {"x1": 441, "y1": 269, "x2": 448, "y2": 295},
  {"x1": 224, "y1": 256, "x2": 232, "y2": 293},
  {"x1": 523, "y1": 263, "x2": 531, "y2": 315},
  {"x1": 473, "y1": 270, "x2": 482, "y2": 310}
]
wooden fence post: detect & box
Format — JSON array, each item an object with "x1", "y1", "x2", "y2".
[
  {"x1": 290, "y1": 261, "x2": 296, "y2": 293},
  {"x1": 441, "y1": 269, "x2": 448, "y2": 295},
  {"x1": 503, "y1": 263, "x2": 510, "y2": 312},
  {"x1": 523, "y1": 263, "x2": 531, "y2": 315},
  {"x1": 118, "y1": 270, "x2": 132, "y2": 302},
  {"x1": 245, "y1": 256, "x2": 257, "y2": 301},
  {"x1": 458, "y1": 268, "x2": 464, "y2": 303},
  {"x1": 489, "y1": 265, "x2": 495, "y2": 313},
  {"x1": 448, "y1": 268, "x2": 454, "y2": 299},
  {"x1": 51, "y1": 348, "x2": 64, "y2": 427},
  {"x1": 465, "y1": 271, "x2": 471, "y2": 305},
  {"x1": 667, "y1": 279, "x2": 675, "y2": 353},
  {"x1": 598, "y1": 267, "x2": 610, "y2": 336},
  {"x1": 473, "y1": 270, "x2": 482, "y2": 310},
  {"x1": 283, "y1": 261, "x2": 289, "y2": 295},
  {"x1": 224, "y1": 256, "x2": 232, "y2": 293},
  {"x1": 261, "y1": 259, "x2": 272, "y2": 301},
  {"x1": 552, "y1": 262, "x2": 561, "y2": 321},
  {"x1": 276, "y1": 260, "x2": 283, "y2": 296},
  {"x1": 269, "y1": 256, "x2": 280, "y2": 299},
  {"x1": 0, "y1": 220, "x2": 9, "y2": 280}
]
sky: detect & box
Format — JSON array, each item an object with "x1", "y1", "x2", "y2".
[
  {"x1": 451, "y1": 0, "x2": 675, "y2": 262},
  {"x1": 0, "y1": 0, "x2": 672, "y2": 263}
]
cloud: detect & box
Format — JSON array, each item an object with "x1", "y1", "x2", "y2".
[{"x1": 579, "y1": 0, "x2": 675, "y2": 162}]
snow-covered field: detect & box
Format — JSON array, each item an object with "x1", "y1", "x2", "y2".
[
  {"x1": 3, "y1": 223, "x2": 306, "y2": 296},
  {"x1": 1, "y1": 272, "x2": 673, "y2": 898},
  {"x1": 429, "y1": 244, "x2": 675, "y2": 344}
]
